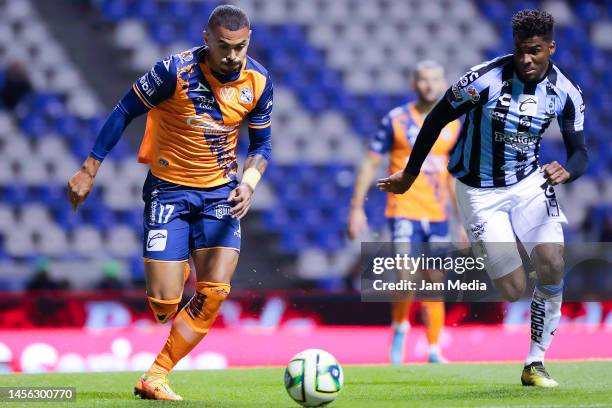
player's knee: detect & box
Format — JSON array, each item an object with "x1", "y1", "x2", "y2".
[{"x1": 148, "y1": 296, "x2": 181, "y2": 324}]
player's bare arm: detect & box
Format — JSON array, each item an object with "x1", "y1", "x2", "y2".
[
  {"x1": 229, "y1": 154, "x2": 268, "y2": 219},
  {"x1": 67, "y1": 156, "x2": 101, "y2": 211},
  {"x1": 348, "y1": 154, "x2": 383, "y2": 240}
]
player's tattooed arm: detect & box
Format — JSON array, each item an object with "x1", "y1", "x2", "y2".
[
  {"x1": 228, "y1": 154, "x2": 269, "y2": 220},
  {"x1": 243, "y1": 154, "x2": 268, "y2": 175}
]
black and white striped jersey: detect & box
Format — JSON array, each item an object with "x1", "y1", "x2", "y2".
[{"x1": 445, "y1": 55, "x2": 585, "y2": 188}]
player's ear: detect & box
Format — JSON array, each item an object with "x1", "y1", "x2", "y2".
[
  {"x1": 549, "y1": 40, "x2": 556, "y2": 56},
  {"x1": 204, "y1": 30, "x2": 209, "y2": 45}
]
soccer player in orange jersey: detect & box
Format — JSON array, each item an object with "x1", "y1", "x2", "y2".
[
  {"x1": 67, "y1": 5, "x2": 272, "y2": 400},
  {"x1": 348, "y1": 61, "x2": 461, "y2": 365}
]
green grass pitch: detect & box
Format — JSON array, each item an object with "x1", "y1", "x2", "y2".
[{"x1": 2, "y1": 361, "x2": 611, "y2": 407}]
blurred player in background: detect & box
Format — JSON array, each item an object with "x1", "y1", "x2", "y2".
[
  {"x1": 348, "y1": 60, "x2": 461, "y2": 365},
  {"x1": 67, "y1": 5, "x2": 272, "y2": 400},
  {"x1": 379, "y1": 10, "x2": 587, "y2": 387}
]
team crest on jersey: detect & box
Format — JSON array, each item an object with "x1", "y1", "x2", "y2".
[
  {"x1": 220, "y1": 86, "x2": 236, "y2": 102},
  {"x1": 545, "y1": 95, "x2": 556, "y2": 115},
  {"x1": 239, "y1": 86, "x2": 253, "y2": 104}
]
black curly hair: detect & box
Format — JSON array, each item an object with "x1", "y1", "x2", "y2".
[{"x1": 512, "y1": 9, "x2": 554, "y2": 41}]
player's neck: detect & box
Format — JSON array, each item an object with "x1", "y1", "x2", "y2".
[
  {"x1": 204, "y1": 55, "x2": 242, "y2": 83},
  {"x1": 413, "y1": 100, "x2": 435, "y2": 115}
]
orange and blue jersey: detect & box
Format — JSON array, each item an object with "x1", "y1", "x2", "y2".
[
  {"x1": 369, "y1": 102, "x2": 460, "y2": 222},
  {"x1": 91, "y1": 46, "x2": 272, "y2": 189}
]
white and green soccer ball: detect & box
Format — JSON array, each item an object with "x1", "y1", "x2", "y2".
[{"x1": 284, "y1": 349, "x2": 344, "y2": 407}]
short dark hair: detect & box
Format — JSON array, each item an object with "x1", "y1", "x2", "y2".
[
  {"x1": 207, "y1": 5, "x2": 250, "y2": 31},
  {"x1": 512, "y1": 9, "x2": 554, "y2": 41}
]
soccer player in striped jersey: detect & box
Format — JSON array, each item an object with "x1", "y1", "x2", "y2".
[
  {"x1": 348, "y1": 60, "x2": 462, "y2": 365},
  {"x1": 378, "y1": 10, "x2": 587, "y2": 387},
  {"x1": 67, "y1": 5, "x2": 272, "y2": 400}
]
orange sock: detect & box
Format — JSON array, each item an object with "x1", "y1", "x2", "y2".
[
  {"x1": 423, "y1": 301, "x2": 445, "y2": 346},
  {"x1": 148, "y1": 296, "x2": 181, "y2": 324},
  {"x1": 391, "y1": 299, "x2": 412, "y2": 328},
  {"x1": 148, "y1": 281, "x2": 230, "y2": 375}
]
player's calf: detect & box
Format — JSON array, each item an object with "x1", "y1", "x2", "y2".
[{"x1": 492, "y1": 267, "x2": 526, "y2": 302}]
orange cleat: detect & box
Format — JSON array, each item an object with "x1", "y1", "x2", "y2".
[{"x1": 134, "y1": 373, "x2": 183, "y2": 401}]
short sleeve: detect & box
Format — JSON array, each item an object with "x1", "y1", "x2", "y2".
[{"x1": 132, "y1": 56, "x2": 177, "y2": 109}]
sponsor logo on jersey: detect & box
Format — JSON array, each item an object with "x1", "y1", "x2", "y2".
[
  {"x1": 519, "y1": 116, "x2": 532, "y2": 127},
  {"x1": 162, "y1": 57, "x2": 171, "y2": 71},
  {"x1": 220, "y1": 86, "x2": 236, "y2": 102},
  {"x1": 158, "y1": 159, "x2": 169, "y2": 167},
  {"x1": 138, "y1": 75, "x2": 154, "y2": 97},
  {"x1": 498, "y1": 93, "x2": 511, "y2": 107},
  {"x1": 517, "y1": 94, "x2": 538, "y2": 116},
  {"x1": 491, "y1": 111, "x2": 506, "y2": 123},
  {"x1": 196, "y1": 95, "x2": 215, "y2": 110},
  {"x1": 150, "y1": 68, "x2": 162, "y2": 86},
  {"x1": 458, "y1": 71, "x2": 479, "y2": 87},
  {"x1": 494, "y1": 131, "x2": 539, "y2": 154},
  {"x1": 147, "y1": 229, "x2": 168, "y2": 252},
  {"x1": 194, "y1": 82, "x2": 210, "y2": 93},
  {"x1": 450, "y1": 83, "x2": 462, "y2": 101},
  {"x1": 580, "y1": 103, "x2": 585, "y2": 113},
  {"x1": 239, "y1": 86, "x2": 253, "y2": 104},
  {"x1": 186, "y1": 113, "x2": 239, "y2": 135}
]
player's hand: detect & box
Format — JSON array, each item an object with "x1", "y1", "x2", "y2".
[
  {"x1": 228, "y1": 183, "x2": 253, "y2": 219},
  {"x1": 376, "y1": 170, "x2": 417, "y2": 194},
  {"x1": 347, "y1": 207, "x2": 368, "y2": 240},
  {"x1": 67, "y1": 157, "x2": 100, "y2": 211},
  {"x1": 540, "y1": 161, "x2": 570, "y2": 185}
]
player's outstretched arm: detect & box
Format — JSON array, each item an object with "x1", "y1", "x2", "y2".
[
  {"x1": 348, "y1": 154, "x2": 383, "y2": 240},
  {"x1": 67, "y1": 88, "x2": 149, "y2": 210},
  {"x1": 67, "y1": 57, "x2": 177, "y2": 210},
  {"x1": 377, "y1": 98, "x2": 458, "y2": 194}
]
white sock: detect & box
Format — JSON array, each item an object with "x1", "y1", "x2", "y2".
[{"x1": 525, "y1": 285, "x2": 562, "y2": 365}]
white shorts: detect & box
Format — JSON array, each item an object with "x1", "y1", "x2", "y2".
[{"x1": 455, "y1": 171, "x2": 566, "y2": 280}]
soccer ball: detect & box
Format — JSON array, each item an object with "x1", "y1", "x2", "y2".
[{"x1": 284, "y1": 348, "x2": 344, "y2": 407}]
